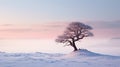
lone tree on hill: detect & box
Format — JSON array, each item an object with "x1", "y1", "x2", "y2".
[{"x1": 55, "y1": 22, "x2": 93, "y2": 51}]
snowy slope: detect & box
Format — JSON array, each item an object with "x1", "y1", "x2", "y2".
[{"x1": 0, "y1": 49, "x2": 120, "y2": 67}]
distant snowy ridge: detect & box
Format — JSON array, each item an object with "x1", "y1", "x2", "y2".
[{"x1": 0, "y1": 49, "x2": 119, "y2": 59}]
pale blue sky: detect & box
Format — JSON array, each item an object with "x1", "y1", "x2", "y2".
[{"x1": 0, "y1": 0, "x2": 120, "y2": 24}]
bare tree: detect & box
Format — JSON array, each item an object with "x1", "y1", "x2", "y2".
[{"x1": 55, "y1": 22, "x2": 93, "y2": 51}]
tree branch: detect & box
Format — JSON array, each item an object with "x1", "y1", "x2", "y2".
[{"x1": 74, "y1": 35, "x2": 84, "y2": 41}]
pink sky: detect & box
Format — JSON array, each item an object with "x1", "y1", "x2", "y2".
[
  {"x1": 0, "y1": 22, "x2": 68, "y2": 39},
  {"x1": 0, "y1": 21, "x2": 119, "y2": 40}
]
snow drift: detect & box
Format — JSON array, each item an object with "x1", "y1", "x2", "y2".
[{"x1": 0, "y1": 49, "x2": 120, "y2": 67}]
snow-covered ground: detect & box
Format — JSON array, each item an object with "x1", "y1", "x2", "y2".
[{"x1": 0, "y1": 49, "x2": 120, "y2": 67}]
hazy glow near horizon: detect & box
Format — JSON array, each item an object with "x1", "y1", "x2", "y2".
[
  {"x1": 0, "y1": 38, "x2": 120, "y2": 56},
  {"x1": 0, "y1": 0, "x2": 120, "y2": 56}
]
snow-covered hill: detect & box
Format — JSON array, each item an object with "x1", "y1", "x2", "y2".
[
  {"x1": 0, "y1": 49, "x2": 120, "y2": 67},
  {"x1": 63, "y1": 49, "x2": 120, "y2": 58}
]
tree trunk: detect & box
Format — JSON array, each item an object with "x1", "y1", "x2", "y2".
[{"x1": 72, "y1": 41, "x2": 78, "y2": 51}]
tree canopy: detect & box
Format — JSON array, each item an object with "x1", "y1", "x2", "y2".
[{"x1": 55, "y1": 22, "x2": 93, "y2": 51}]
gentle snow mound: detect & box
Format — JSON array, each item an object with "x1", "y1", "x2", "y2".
[{"x1": 63, "y1": 49, "x2": 119, "y2": 58}]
